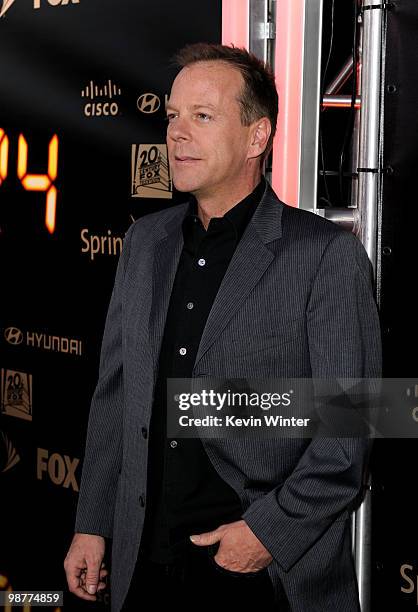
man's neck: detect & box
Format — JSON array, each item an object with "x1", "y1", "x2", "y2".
[{"x1": 195, "y1": 174, "x2": 263, "y2": 230}]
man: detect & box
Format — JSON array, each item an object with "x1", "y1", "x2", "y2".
[{"x1": 64, "y1": 44, "x2": 381, "y2": 611}]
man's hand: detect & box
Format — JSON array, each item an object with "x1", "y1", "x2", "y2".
[
  {"x1": 64, "y1": 533, "x2": 107, "y2": 601},
  {"x1": 190, "y1": 519, "x2": 272, "y2": 573}
]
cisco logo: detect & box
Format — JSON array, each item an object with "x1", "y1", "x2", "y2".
[{"x1": 81, "y1": 80, "x2": 122, "y2": 118}]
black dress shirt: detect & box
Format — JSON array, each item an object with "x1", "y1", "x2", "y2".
[{"x1": 140, "y1": 178, "x2": 266, "y2": 563}]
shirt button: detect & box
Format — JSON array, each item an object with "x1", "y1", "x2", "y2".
[
  {"x1": 141, "y1": 427, "x2": 148, "y2": 439},
  {"x1": 186, "y1": 302, "x2": 194, "y2": 310},
  {"x1": 139, "y1": 495, "x2": 145, "y2": 507},
  {"x1": 179, "y1": 347, "x2": 187, "y2": 356},
  {"x1": 170, "y1": 440, "x2": 178, "y2": 449},
  {"x1": 198, "y1": 258, "x2": 206, "y2": 267}
]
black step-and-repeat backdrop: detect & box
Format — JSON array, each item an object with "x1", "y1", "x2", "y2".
[
  {"x1": 2, "y1": 1, "x2": 418, "y2": 610},
  {"x1": 0, "y1": 1, "x2": 221, "y2": 608}
]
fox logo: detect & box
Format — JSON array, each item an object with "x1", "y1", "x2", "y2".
[
  {"x1": 1, "y1": 0, "x2": 79, "y2": 16},
  {"x1": 0, "y1": 0, "x2": 16, "y2": 18}
]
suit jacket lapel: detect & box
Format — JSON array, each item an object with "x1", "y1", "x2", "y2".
[{"x1": 148, "y1": 207, "x2": 186, "y2": 370}]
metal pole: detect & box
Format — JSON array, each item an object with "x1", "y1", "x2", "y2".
[
  {"x1": 249, "y1": 0, "x2": 271, "y2": 63},
  {"x1": 249, "y1": 0, "x2": 276, "y2": 180},
  {"x1": 325, "y1": 56, "x2": 354, "y2": 95},
  {"x1": 354, "y1": 475, "x2": 374, "y2": 612},
  {"x1": 351, "y1": 17, "x2": 363, "y2": 208},
  {"x1": 354, "y1": 2, "x2": 385, "y2": 611},
  {"x1": 299, "y1": 0, "x2": 324, "y2": 211},
  {"x1": 322, "y1": 94, "x2": 361, "y2": 108},
  {"x1": 320, "y1": 207, "x2": 358, "y2": 232},
  {"x1": 356, "y1": 0, "x2": 384, "y2": 269}
]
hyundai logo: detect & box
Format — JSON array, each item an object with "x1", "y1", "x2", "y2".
[
  {"x1": 4, "y1": 327, "x2": 23, "y2": 345},
  {"x1": 137, "y1": 93, "x2": 161, "y2": 114}
]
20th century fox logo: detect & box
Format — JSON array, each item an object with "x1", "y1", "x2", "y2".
[
  {"x1": 1, "y1": 369, "x2": 33, "y2": 421},
  {"x1": 131, "y1": 144, "x2": 172, "y2": 200}
]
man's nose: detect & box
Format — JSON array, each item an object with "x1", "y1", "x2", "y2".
[{"x1": 167, "y1": 117, "x2": 191, "y2": 141}]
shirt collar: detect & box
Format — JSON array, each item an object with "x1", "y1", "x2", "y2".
[{"x1": 183, "y1": 176, "x2": 266, "y2": 242}]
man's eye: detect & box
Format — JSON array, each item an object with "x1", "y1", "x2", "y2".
[
  {"x1": 197, "y1": 113, "x2": 211, "y2": 121},
  {"x1": 166, "y1": 114, "x2": 177, "y2": 122}
]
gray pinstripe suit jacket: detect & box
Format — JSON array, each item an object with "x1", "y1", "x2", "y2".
[{"x1": 75, "y1": 181, "x2": 382, "y2": 612}]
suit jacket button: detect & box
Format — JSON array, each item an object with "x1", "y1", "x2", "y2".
[
  {"x1": 141, "y1": 427, "x2": 148, "y2": 439},
  {"x1": 139, "y1": 495, "x2": 145, "y2": 507}
]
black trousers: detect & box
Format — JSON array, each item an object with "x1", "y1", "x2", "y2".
[{"x1": 121, "y1": 540, "x2": 289, "y2": 611}]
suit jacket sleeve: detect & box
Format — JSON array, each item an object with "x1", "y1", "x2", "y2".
[
  {"x1": 242, "y1": 229, "x2": 382, "y2": 572},
  {"x1": 74, "y1": 223, "x2": 135, "y2": 538}
]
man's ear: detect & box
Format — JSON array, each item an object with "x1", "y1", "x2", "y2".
[{"x1": 247, "y1": 117, "x2": 272, "y2": 160}]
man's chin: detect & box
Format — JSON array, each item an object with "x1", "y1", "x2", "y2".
[{"x1": 172, "y1": 179, "x2": 200, "y2": 194}]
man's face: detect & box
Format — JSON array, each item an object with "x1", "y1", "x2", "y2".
[{"x1": 166, "y1": 61, "x2": 254, "y2": 198}]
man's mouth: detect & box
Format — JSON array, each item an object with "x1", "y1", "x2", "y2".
[{"x1": 175, "y1": 156, "x2": 201, "y2": 162}]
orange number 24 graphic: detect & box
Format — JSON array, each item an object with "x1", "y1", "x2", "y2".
[{"x1": 0, "y1": 129, "x2": 59, "y2": 234}]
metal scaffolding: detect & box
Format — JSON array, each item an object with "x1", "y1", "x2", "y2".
[{"x1": 247, "y1": 1, "x2": 388, "y2": 610}]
